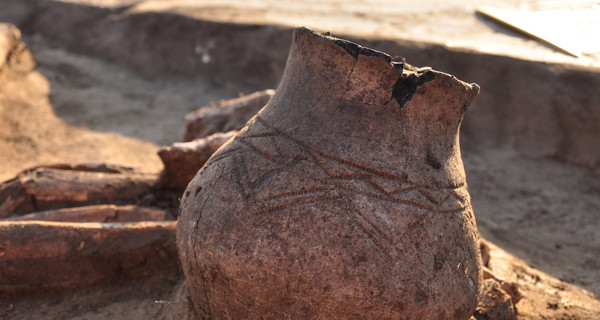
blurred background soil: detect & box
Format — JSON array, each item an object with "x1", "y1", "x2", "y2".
[{"x1": 0, "y1": 0, "x2": 599, "y2": 319}]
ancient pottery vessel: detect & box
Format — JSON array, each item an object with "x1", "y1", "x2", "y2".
[{"x1": 178, "y1": 27, "x2": 482, "y2": 319}]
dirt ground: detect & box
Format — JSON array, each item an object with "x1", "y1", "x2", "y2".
[
  {"x1": 0, "y1": 32, "x2": 247, "y2": 182},
  {"x1": 1, "y1": 0, "x2": 599, "y2": 319}
]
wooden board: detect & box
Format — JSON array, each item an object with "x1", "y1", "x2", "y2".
[{"x1": 477, "y1": 5, "x2": 600, "y2": 57}]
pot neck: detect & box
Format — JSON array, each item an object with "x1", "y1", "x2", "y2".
[{"x1": 256, "y1": 27, "x2": 479, "y2": 186}]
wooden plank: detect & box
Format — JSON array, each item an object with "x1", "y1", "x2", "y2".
[{"x1": 476, "y1": 6, "x2": 596, "y2": 57}]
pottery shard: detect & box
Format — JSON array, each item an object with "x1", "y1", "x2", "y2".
[
  {"x1": 0, "y1": 220, "x2": 177, "y2": 297},
  {"x1": 0, "y1": 165, "x2": 157, "y2": 218},
  {"x1": 183, "y1": 89, "x2": 274, "y2": 141},
  {"x1": 157, "y1": 131, "x2": 237, "y2": 190}
]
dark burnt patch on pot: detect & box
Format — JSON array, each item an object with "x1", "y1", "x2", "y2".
[
  {"x1": 392, "y1": 70, "x2": 436, "y2": 107},
  {"x1": 434, "y1": 253, "x2": 446, "y2": 270},
  {"x1": 359, "y1": 47, "x2": 392, "y2": 63},
  {"x1": 414, "y1": 290, "x2": 429, "y2": 306},
  {"x1": 391, "y1": 61, "x2": 404, "y2": 72},
  {"x1": 332, "y1": 39, "x2": 361, "y2": 58},
  {"x1": 306, "y1": 27, "x2": 393, "y2": 63},
  {"x1": 331, "y1": 38, "x2": 393, "y2": 63},
  {"x1": 426, "y1": 151, "x2": 442, "y2": 170}
]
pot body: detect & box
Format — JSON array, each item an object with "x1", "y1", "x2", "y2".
[{"x1": 178, "y1": 28, "x2": 482, "y2": 320}]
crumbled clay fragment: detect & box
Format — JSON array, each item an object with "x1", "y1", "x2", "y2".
[
  {"x1": 157, "y1": 131, "x2": 238, "y2": 190},
  {"x1": 183, "y1": 89, "x2": 274, "y2": 141},
  {"x1": 474, "y1": 279, "x2": 518, "y2": 320}
]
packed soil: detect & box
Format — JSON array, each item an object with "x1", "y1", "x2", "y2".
[{"x1": 0, "y1": 1, "x2": 599, "y2": 319}]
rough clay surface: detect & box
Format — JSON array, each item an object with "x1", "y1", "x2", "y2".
[
  {"x1": 178, "y1": 28, "x2": 482, "y2": 319},
  {"x1": 0, "y1": 1, "x2": 599, "y2": 319}
]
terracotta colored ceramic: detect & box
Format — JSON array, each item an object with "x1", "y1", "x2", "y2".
[{"x1": 178, "y1": 27, "x2": 482, "y2": 320}]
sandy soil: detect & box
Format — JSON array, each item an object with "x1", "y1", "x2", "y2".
[
  {"x1": 0, "y1": 32, "x2": 247, "y2": 182},
  {"x1": 0, "y1": 1, "x2": 599, "y2": 319},
  {"x1": 2, "y1": 271, "x2": 184, "y2": 320},
  {"x1": 27, "y1": 34, "x2": 245, "y2": 147},
  {"x1": 0, "y1": 26, "x2": 163, "y2": 181},
  {"x1": 465, "y1": 147, "x2": 600, "y2": 295}
]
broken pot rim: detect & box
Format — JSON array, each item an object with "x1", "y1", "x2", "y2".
[{"x1": 292, "y1": 26, "x2": 481, "y2": 107}]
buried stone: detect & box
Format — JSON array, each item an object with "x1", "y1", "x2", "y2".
[{"x1": 177, "y1": 27, "x2": 482, "y2": 319}]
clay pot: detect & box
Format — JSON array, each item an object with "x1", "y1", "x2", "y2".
[{"x1": 178, "y1": 27, "x2": 482, "y2": 320}]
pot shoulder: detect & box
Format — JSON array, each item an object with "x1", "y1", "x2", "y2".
[{"x1": 178, "y1": 120, "x2": 481, "y2": 320}]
